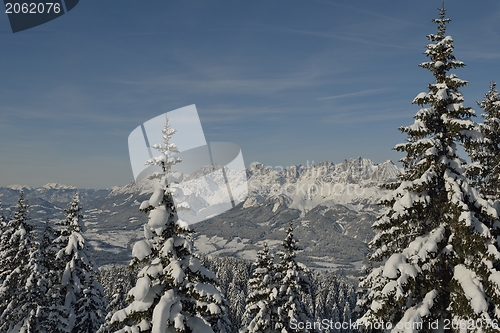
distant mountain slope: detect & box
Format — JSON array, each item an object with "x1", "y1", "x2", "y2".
[{"x1": 0, "y1": 158, "x2": 401, "y2": 268}]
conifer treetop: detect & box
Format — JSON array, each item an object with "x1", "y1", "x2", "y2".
[
  {"x1": 64, "y1": 193, "x2": 86, "y2": 233},
  {"x1": 12, "y1": 190, "x2": 29, "y2": 226},
  {"x1": 419, "y1": 4, "x2": 465, "y2": 83},
  {"x1": 280, "y1": 222, "x2": 299, "y2": 257},
  {"x1": 146, "y1": 117, "x2": 182, "y2": 179},
  {"x1": 397, "y1": 3, "x2": 475, "y2": 173}
]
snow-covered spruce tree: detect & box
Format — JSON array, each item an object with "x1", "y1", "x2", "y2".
[
  {"x1": 53, "y1": 193, "x2": 107, "y2": 333},
  {"x1": 357, "y1": 5, "x2": 500, "y2": 332},
  {"x1": 240, "y1": 243, "x2": 279, "y2": 333},
  {"x1": 467, "y1": 81, "x2": 500, "y2": 201},
  {"x1": 274, "y1": 222, "x2": 315, "y2": 333},
  {"x1": 110, "y1": 117, "x2": 231, "y2": 333},
  {"x1": 98, "y1": 278, "x2": 130, "y2": 333},
  {"x1": 202, "y1": 255, "x2": 252, "y2": 330},
  {"x1": 38, "y1": 220, "x2": 70, "y2": 333},
  {"x1": 0, "y1": 190, "x2": 34, "y2": 332},
  {"x1": 0, "y1": 199, "x2": 6, "y2": 228},
  {"x1": 15, "y1": 221, "x2": 56, "y2": 332}
]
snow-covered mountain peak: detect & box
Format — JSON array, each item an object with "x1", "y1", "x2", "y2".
[
  {"x1": 6, "y1": 184, "x2": 34, "y2": 191},
  {"x1": 244, "y1": 158, "x2": 402, "y2": 212},
  {"x1": 109, "y1": 177, "x2": 157, "y2": 196},
  {"x1": 40, "y1": 183, "x2": 76, "y2": 190},
  {"x1": 107, "y1": 158, "x2": 401, "y2": 213}
]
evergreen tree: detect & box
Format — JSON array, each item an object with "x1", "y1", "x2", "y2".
[
  {"x1": 0, "y1": 190, "x2": 34, "y2": 332},
  {"x1": 357, "y1": 5, "x2": 500, "y2": 331},
  {"x1": 98, "y1": 264, "x2": 137, "y2": 302},
  {"x1": 98, "y1": 278, "x2": 129, "y2": 333},
  {"x1": 467, "y1": 81, "x2": 500, "y2": 200},
  {"x1": 0, "y1": 200, "x2": 6, "y2": 228},
  {"x1": 274, "y1": 222, "x2": 315, "y2": 333},
  {"x1": 16, "y1": 224, "x2": 55, "y2": 333},
  {"x1": 240, "y1": 243, "x2": 278, "y2": 333},
  {"x1": 53, "y1": 193, "x2": 107, "y2": 333},
  {"x1": 202, "y1": 255, "x2": 251, "y2": 331},
  {"x1": 39, "y1": 220, "x2": 69, "y2": 333},
  {"x1": 110, "y1": 117, "x2": 231, "y2": 333}
]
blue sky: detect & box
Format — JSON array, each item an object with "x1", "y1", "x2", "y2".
[{"x1": 2, "y1": 1, "x2": 500, "y2": 188}]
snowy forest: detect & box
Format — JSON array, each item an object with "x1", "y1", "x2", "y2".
[{"x1": 2, "y1": 4, "x2": 500, "y2": 333}]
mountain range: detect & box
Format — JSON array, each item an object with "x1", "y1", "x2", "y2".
[{"x1": 0, "y1": 157, "x2": 401, "y2": 270}]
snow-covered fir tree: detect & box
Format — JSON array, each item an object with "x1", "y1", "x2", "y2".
[
  {"x1": 274, "y1": 222, "x2": 315, "y2": 333},
  {"x1": 53, "y1": 193, "x2": 107, "y2": 333},
  {"x1": 98, "y1": 278, "x2": 130, "y2": 333},
  {"x1": 467, "y1": 81, "x2": 500, "y2": 201},
  {"x1": 0, "y1": 190, "x2": 35, "y2": 332},
  {"x1": 38, "y1": 220, "x2": 69, "y2": 333},
  {"x1": 240, "y1": 243, "x2": 278, "y2": 333},
  {"x1": 16, "y1": 221, "x2": 54, "y2": 332},
  {"x1": 0, "y1": 200, "x2": 6, "y2": 228},
  {"x1": 201, "y1": 255, "x2": 251, "y2": 331},
  {"x1": 357, "y1": 5, "x2": 500, "y2": 331},
  {"x1": 107, "y1": 278, "x2": 129, "y2": 315},
  {"x1": 110, "y1": 116, "x2": 231, "y2": 333}
]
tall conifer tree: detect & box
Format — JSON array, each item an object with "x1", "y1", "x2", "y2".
[
  {"x1": 110, "y1": 117, "x2": 230, "y2": 333},
  {"x1": 0, "y1": 200, "x2": 6, "y2": 228},
  {"x1": 53, "y1": 194, "x2": 107, "y2": 333},
  {"x1": 274, "y1": 222, "x2": 315, "y2": 333},
  {"x1": 357, "y1": 5, "x2": 500, "y2": 331},
  {"x1": 240, "y1": 243, "x2": 278, "y2": 333},
  {"x1": 0, "y1": 191, "x2": 34, "y2": 332}
]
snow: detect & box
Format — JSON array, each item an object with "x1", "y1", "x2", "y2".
[
  {"x1": 133, "y1": 276, "x2": 151, "y2": 301},
  {"x1": 41, "y1": 183, "x2": 76, "y2": 190},
  {"x1": 161, "y1": 238, "x2": 174, "y2": 256},
  {"x1": 166, "y1": 260, "x2": 185, "y2": 284},
  {"x1": 151, "y1": 290, "x2": 180, "y2": 333},
  {"x1": 139, "y1": 200, "x2": 150, "y2": 210},
  {"x1": 186, "y1": 317, "x2": 214, "y2": 333},
  {"x1": 405, "y1": 226, "x2": 445, "y2": 261},
  {"x1": 168, "y1": 171, "x2": 184, "y2": 184},
  {"x1": 412, "y1": 92, "x2": 428, "y2": 104},
  {"x1": 393, "y1": 290, "x2": 438, "y2": 333},
  {"x1": 382, "y1": 253, "x2": 407, "y2": 279},
  {"x1": 148, "y1": 206, "x2": 169, "y2": 230},
  {"x1": 132, "y1": 240, "x2": 151, "y2": 261},
  {"x1": 112, "y1": 285, "x2": 163, "y2": 323},
  {"x1": 194, "y1": 283, "x2": 221, "y2": 302},
  {"x1": 488, "y1": 269, "x2": 500, "y2": 290},
  {"x1": 188, "y1": 257, "x2": 201, "y2": 273},
  {"x1": 64, "y1": 233, "x2": 84, "y2": 255},
  {"x1": 144, "y1": 224, "x2": 154, "y2": 239},
  {"x1": 149, "y1": 188, "x2": 163, "y2": 207},
  {"x1": 6, "y1": 184, "x2": 34, "y2": 191},
  {"x1": 454, "y1": 265, "x2": 488, "y2": 314}
]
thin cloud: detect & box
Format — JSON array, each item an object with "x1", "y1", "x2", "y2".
[
  {"x1": 270, "y1": 27, "x2": 418, "y2": 50},
  {"x1": 107, "y1": 68, "x2": 331, "y2": 97},
  {"x1": 460, "y1": 51, "x2": 500, "y2": 60},
  {"x1": 318, "y1": 88, "x2": 391, "y2": 101},
  {"x1": 323, "y1": 109, "x2": 415, "y2": 124},
  {"x1": 311, "y1": 0, "x2": 426, "y2": 28}
]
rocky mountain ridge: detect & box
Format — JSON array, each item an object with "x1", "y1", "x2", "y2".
[{"x1": 0, "y1": 158, "x2": 401, "y2": 269}]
